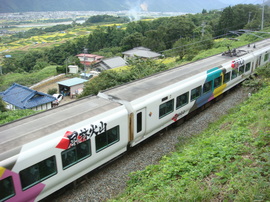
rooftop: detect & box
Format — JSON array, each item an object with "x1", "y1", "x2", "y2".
[
  {"x1": 58, "y1": 77, "x2": 88, "y2": 87},
  {"x1": 0, "y1": 83, "x2": 56, "y2": 109},
  {"x1": 122, "y1": 47, "x2": 161, "y2": 58}
]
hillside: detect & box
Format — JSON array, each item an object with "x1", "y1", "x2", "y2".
[{"x1": 0, "y1": 0, "x2": 227, "y2": 13}]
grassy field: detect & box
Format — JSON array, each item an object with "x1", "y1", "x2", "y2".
[
  {"x1": 110, "y1": 77, "x2": 270, "y2": 201},
  {"x1": 0, "y1": 65, "x2": 58, "y2": 91}
]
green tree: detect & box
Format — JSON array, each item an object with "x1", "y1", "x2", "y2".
[
  {"x1": 127, "y1": 57, "x2": 168, "y2": 79},
  {"x1": 142, "y1": 30, "x2": 166, "y2": 52},
  {"x1": 218, "y1": 6, "x2": 235, "y2": 35},
  {"x1": 33, "y1": 59, "x2": 49, "y2": 71},
  {"x1": 121, "y1": 32, "x2": 145, "y2": 50},
  {"x1": 202, "y1": 9, "x2": 207, "y2": 14},
  {"x1": 108, "y1": 25, "x2": 126, "y2": 47},
  {"x1": 161, "y1": 16, "x2": 196, "y2": 49},
  {"x1": 2, "y1": 57, "x2": 20, "y2": 73},
  {"x1": 56, "y1": 65, "x2": 66, "y2": 74},
  {"x1": 0, "y1": 98, "x2": 7, "y2": 112},
  {"x1": 170, "y1": 37, "x2": 195, "y2": 60},
  {"x1": 87, "y1": 26, "x2": 108, "y2": 52},
  {"x1": 93, "y1": 47, "x2": 123, "y2": 58},
  {"x1": 217, "y1": 4, "x2": 260, "y2": 35}
]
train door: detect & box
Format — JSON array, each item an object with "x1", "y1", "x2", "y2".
[
  {"x1": 135, "y1": 108, "x2": 146, "y2": 139},
  {"x1": 256, "y1": 55, "x2": 262, "y2": 68}
]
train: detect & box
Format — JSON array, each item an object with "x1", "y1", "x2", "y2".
[{"x1": 1, "y1": 38, "x2": 270, "y2": 202}]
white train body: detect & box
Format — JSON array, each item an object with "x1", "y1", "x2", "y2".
[{"x1": 1, "y1": 39, "x2": 270, "y2": 202}]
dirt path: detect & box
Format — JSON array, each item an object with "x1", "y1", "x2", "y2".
[{"x1": 31, "y1": 74, "x2": 74, "y2": 105}]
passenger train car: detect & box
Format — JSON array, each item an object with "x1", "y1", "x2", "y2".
[{"x1": 1, "y1": 38, "x2": 270, "y2": 202}]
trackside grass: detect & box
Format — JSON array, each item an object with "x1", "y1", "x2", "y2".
[{"x1": 110, "y1": 80, "x2": 270, "y2": 201}]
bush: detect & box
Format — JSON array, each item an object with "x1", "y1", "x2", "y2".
[
  {"x1": 47, "y1": 88, "x2": 57, "y2": 95},
  {"x1": 56, "y1": 65, "x2": 66, "y2": 74},
  {"x1": 0, "y1": 98, "x2": 7, "y2": 112}
]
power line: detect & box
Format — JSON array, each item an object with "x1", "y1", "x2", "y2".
[{"x1": 158, "y1": 29, "x2": 270, "y2": 55}]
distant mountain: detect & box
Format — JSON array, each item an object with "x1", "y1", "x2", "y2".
[{"x1": 0, "y1": 0, "x2": 228, "y2": 13}]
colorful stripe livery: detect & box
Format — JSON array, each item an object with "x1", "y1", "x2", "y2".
[{"x1": 0, "y1": 167, "x2": 45, "y2": 202}]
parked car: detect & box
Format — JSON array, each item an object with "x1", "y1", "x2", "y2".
[{"x1": 52, "y1": 94, "x2": 63, "y2": 104}]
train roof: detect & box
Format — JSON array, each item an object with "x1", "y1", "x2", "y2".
[
  {"x1": 0, "y1": 96, "x2": 120, "y2": 155},
  {"x1": 101, "y1": 38, "x2": 270, "y2": 102}
]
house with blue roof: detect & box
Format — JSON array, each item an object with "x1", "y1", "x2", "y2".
[{"x1": 0, "y1": 83, "x2": 56, "y2": 110}]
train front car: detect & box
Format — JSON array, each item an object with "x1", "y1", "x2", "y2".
[{"x1": 0, "y1": 96, "x2": 129, "y2": 202}]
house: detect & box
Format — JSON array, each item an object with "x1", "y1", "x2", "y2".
[
  {"x1": 76, "y1": 53, "x2": 104, "y2": 66},
  {"x1": 68, "y1": 65, "x2": 79, "y2": 74},
  {"x1": 93, "y1": 56, "x2": 127, "y2": 72},
  {"x1": 58, "y1": 77, "x2": 88, "y2": 98},
  {"x1": 122, "y1": 47, "x2": 161, "y2": 60},
  {"x1": 0, "y1": 83, "x2": 56, "y2": 110}
]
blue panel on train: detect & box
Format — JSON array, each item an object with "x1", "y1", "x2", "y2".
[{"x1": 206, "y1": 67, "x2": 222, "y2": 82}]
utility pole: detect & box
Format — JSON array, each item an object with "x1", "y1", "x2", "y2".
[
  {"x1": 261, "y1": 0, "x2": 265, "y2": 30},
  {"x1": 201, "y1": 22, "x2": 206, "y2": 37},
  {"x1": 83, "y1": 47, "x2": 88, "y2": 78},
  {"x1": 248, "y1": 12, "x2": 252, "y2": 24},
  {"x1": 65, "y1": 57, "x2": 69, "y2": 75}
]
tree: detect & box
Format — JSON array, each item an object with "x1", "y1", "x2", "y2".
[
  {"x1": 217, "y1": 4, "x2": 260, "y2": 35},
  {"x1": 0, "y1": 98, "x2": 7, "y2": 112},
  {"x1": 125, "y1": 22, "x2": 144, "y2": 35},
  {"x1": 56, "y1": 65, "x2": 66, "y2": 74},
  {"x1": 33, "y1": 59, "x2": 49, "y2": 71},
  {"x1": 2, "y1": 57, "x2": 19, "y2": 73},
  {"x1": 127, "y1": 57, "x2": 168, "y2": 79},
  {"x1": 87, "y1": 26, "x2": 108, "y2": 52},
  {"x1": 161, "y1": 16, "x2": 196, "y2": 49},
  {"x1": 170, "y1": 37, "x2": 195, "y2": 60},
  {"x1": 218, "y1": 6, "x2": 235, "y2": 35},
  {"x1": 202, "y1": 9, "x2": 207, "y2": 14},
  {"x1": 105, "y1": 25, "x2": 125, "y2": 47},
  {"x1": 121, "y1": 32, "x2": 145, "y2": 50},
  {"x1": 142, "y1": 30, "x2": 166, "y2": 52}
]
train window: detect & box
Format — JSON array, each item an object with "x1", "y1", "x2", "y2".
[
  {"x1": 264, "y1": 53, "x2": 269, "y2": 62},
  {"x1": 96, "y1": 126, "x2": 119, "y2": 152},
  {"x1": 231, "y1": 69, "x2": 238, "y2": 79},
  {"x1": 20, "y1": 156, "x2": 57, "y2": 190},
  {"x1": 159, "y1": 99, "x2": 174, "y2": 119},
  {"x1": 239, "y1": 65, "x2": 244, "y2": 75},
  {"x1": 0, "y1": 176, "x2": 15, "y2": 201},
  {"x1": 214, "y1": 76, "x2": 222, "y2": 88},
  {"x1": 176, "y1": 92, "x2": 189, "y2": 109},
  {"x1": 191, "y1": 86, "x2": 201, "y2": 101},
  {"x1": 62, "y1": 140, "x2": 91, "y2": 169},
  {"x1": 161, "y1": 96, "x2": 168, "y2": 102},
  {"x1": 203, "y1": 81, "x2": 212, "y2": 94},
  {"x1": 137, "y1": 112, "x2": 142, "y2": 133},
  {"x1": 245, "y1": 62, "x2": 251, "y2": 72},
  {"x1": 224, "y1": 72, "x2": 231, "y2": 83}
]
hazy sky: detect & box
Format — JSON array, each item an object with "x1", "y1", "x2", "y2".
[{"x1": 219, "y1": 0, "x2": 263, "y2": 5}]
